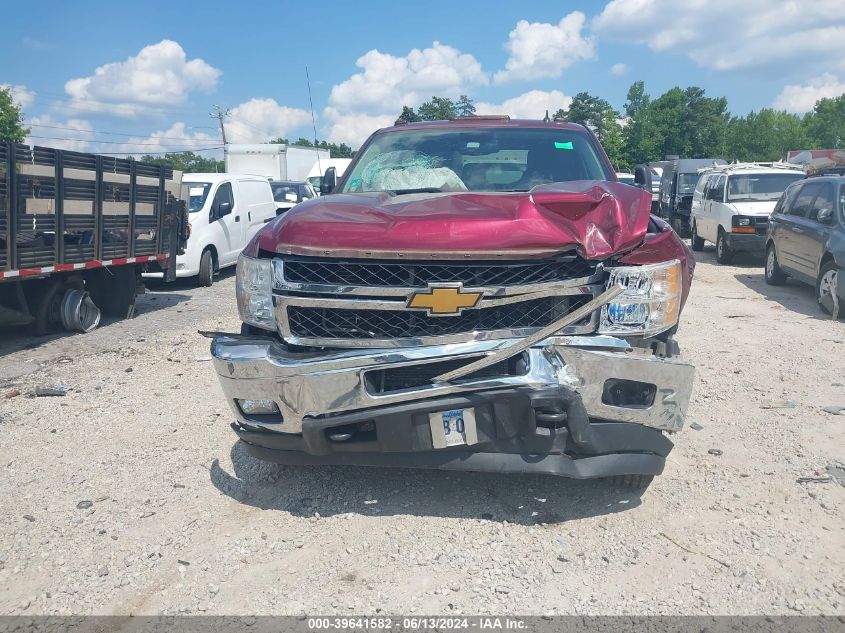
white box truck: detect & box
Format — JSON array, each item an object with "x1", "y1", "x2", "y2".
[{"x1": 223, "y1": 144, "x2": 329, "y2": 181}]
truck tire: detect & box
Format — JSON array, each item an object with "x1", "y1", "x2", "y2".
[
  {"x1": 764, "y1": 244, "x2": 786, "y2": 285},
  {"x1": 608, "y1": 474, "x2": 654, "y2": 491},
  {"x1": 715, "y1": 230, "x2": 733, "y2": 265},
  {"x1": 690, "y1": 221, "x2": 705, "y2": 251},
  {"x1": 29, "y1": 279, "x2": 66, "y2": 335},
  {"x1": 198, "y1": 249, "x2": 214, "y2": 287}
]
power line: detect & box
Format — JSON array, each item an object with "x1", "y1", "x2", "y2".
[
  {"x1": 88, "y1": 146, "x2": 224, "y2": 155},
  {"x1": 27, "y1": 134, "x2": 220, "y2": 147},
  {"x1": 25, "y1": 122, "x2": 222, "y2": 142}
]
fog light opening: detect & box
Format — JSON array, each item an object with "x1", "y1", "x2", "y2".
[{"x1": 601, "y1": 379, "x2": 657, "y2": 409}]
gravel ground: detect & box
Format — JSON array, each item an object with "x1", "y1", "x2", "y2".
[{"x1": 0, "y1": 251, "x2": 843, "y2": 616}]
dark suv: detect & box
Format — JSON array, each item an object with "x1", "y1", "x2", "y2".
[
  {"x1": 658, "y1": 158, "x2": 726, "y2": 237},
  {"x1": 765, "y1": 173, "x2": 845, "y2": 315}
]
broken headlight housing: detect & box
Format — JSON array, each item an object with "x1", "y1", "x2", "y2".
[
  {"x1": 598, "y1": 259, "x2": 682, "y2": 338},
  {"x1": 236, "y1": 254, "x2": 276, "y2": 331}
]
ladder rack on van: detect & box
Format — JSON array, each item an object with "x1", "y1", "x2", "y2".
[{"x1": 697, "y1": 162, "x2": 805, "y2": 174}]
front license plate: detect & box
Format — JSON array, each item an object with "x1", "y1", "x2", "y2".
[{"x1": 429, "y1": 408, "x2": 478, "y2": 449}]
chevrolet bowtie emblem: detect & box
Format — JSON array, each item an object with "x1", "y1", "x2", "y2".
[{"x1": 406, "y1": 285, "x2": 483, "y2": 316}]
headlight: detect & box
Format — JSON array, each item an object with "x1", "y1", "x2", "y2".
[
  {"x1": 236, "y1": 254, "x2": 276, "y2": 331},
  {"x1": 737, "y1": 217, "x2": 751, "y2": 226},
  {"x1": 599, "y1": 259, "x2": 682, "y2": 337}
]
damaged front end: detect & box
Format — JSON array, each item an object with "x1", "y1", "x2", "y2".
[{"x1": 210, "y1": 215, "x2": 695, "y2": 479}]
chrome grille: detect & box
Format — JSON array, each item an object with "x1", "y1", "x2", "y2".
[
  {"x1": 288, "y1": 295, "x2": 593, "y2": 341},
  {"x1": 273, "y1": 255, "x2": 604, "y2": 347},
  {"x1": 282, "y1": 256, "x2": 595, "y2": 287}
]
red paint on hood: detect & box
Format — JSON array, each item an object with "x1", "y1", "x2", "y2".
[{"x1": 256, "y1": 180, "x2": 652, "y2": 260}]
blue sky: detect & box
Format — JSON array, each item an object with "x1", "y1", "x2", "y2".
[{"x1": 3, "y1": 1, "x2": 844, "y2": 155}]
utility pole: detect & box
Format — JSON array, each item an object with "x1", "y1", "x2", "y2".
[{"x1": 210, "y1": 105, "x2": 230, "y2": 145}]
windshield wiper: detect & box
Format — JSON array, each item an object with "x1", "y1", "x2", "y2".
[{"x1": 386, "y1": 187, "x2": 444, "y2": 196}]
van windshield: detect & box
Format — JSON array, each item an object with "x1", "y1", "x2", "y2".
[
  {"x1": 678, "y1": 173, "x2": 701, "y2": 194},
  {"x1": 341, "y1": 127, "x2": 611, "y2": 194},
  {"x1": 727, "y1": 173, "x2": 805, "y2": 201},
  {"x1": 187, "y1": 183, "x2": 213, "y2": 212}
]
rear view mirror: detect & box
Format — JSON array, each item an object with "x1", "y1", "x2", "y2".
[
  {"x1": 817, "y1": 207, "x2": 833, "y2": 224},
  {"x1": 321, "y1": 167, "x2": 338, "y2": 194},
  {"x1": 633, "y1": 165, "x2": 652, "y2": 190}
]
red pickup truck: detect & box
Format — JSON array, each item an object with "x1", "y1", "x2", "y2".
[{"x1": 210, "y1": 117, "x2": 695, "y2": 488}]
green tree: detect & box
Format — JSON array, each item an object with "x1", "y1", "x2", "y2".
[
  {"x1": 680, "y1": 86, "x2": 729, "y2": 158},
  {"x1": 397, "y1": 106, "x2": 421, "y2": 123},
  {"x1": 726, "y1": 109, "x2": 808, "y2": 161},
  {"x1": 805, "y1": 94, "x2": 845, "y2": 148},
  {"x1": 270, "y1": 136, "x2": 355, "y2": 157},
  {"x1": 621, "y1": 81, "x2": 657, "y2": 166},
  {"x1": 416, "y1": 96, "x2": 458, "y2": 121},
  {"x1": 138, "y1": 151, "x2": 223, "y2": 173},
  {"x1": 0, "y1": 87, "x2": 28, "y2": 143},
  {"x1": 456, "y1": 95, "x2": 476, "y2": 117}
]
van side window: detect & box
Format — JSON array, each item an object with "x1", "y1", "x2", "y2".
[
  {"x1": 789, "y1": 183, "x2": 822, "y2": 218},
  {"x1": 808, "y1": 182, "x2": 834, "y2": 222},
  {"x1": 213, "y1": 182, "x2": 234, "y2": 214},
  {"x1": 707, "y1": 176, "x2": 725, "y2": 201}
]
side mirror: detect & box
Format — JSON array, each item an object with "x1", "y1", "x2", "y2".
[
  {"x1": 320, "y1": 167, "x2": 338, "y2": 194},
  {"x1": 633, "y1": 165, "x2": 651, "y2": 191},
  {"x1": 217, "y1": 201, "x2": 232, "y2": 217},
  {"x1": 817, "y1": 207, "x2": 833, "y2": 224}
]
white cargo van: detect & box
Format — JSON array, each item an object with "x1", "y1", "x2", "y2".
[
  {"x1": 690, "y1": 163, "x2": 804, "y2": 264},
  {"x1": 144, "y1": 174, "x2": 276, "y2": 285}
]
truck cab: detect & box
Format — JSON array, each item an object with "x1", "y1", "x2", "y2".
[{"x1": 659, "y1": 158, "x2": 726, "y2": 236}]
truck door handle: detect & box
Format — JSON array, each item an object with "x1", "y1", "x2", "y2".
[
  {"x1": 235, "y1": 216, "x2": 240, "y2": 222},
  {"x1": 248, "y1": 211, "x2": 252, "y2": 221},
  {"x1": 791, "y1": 226, "x2": 803, "y2": 234}
]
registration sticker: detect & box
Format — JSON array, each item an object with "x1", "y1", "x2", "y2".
[{"x1": 429, "y1": 408, "x2": 478, "y2": 449}]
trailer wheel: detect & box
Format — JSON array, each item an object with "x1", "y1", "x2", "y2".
[
  {"x1": 29, "y1": 277, "x2": 82, "y2": 335},
  {"x1": 198, "y1": 249, "x2": 215, "y2": 287}
]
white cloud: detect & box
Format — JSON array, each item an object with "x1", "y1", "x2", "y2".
[
  {"x1": 25, "y1": 115, "x2": 94, "y2": 152},
  {"x1": 63, "y1": 40, "x2": 221, "y2": 117},
  {"x1": 476, "y1": 90, "x2": 573, "y2": 120},
  {"x1": 773, "y1": 73, "x2": 845, "y2": 113},
  {"x1": 1, "y1": 84, "x2": 35, "y2": 109},
  {"x1": 226, "y1": 98, "x2": 312, "y2": 144},
  {"x1": 610, "y1": 63, "x2": 627, "y2": 76},
  {"x1": 494, "y1": 13, "x2": 595, "y2": 84},
  {"x1": 321, "y1": 107, "x2": 395, "y2": 147},
  {"x1": 329, "y1": 42, "x2": 488, "y2": 115},
  {"x1": 593, "y1": 0, "x2": 845, "y2": 72}
]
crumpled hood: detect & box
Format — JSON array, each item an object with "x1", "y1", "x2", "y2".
[{"x1": 256, "y1": 180, "x2": 652, "y2": 260}]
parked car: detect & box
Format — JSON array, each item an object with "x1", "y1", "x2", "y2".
[
  {"x1": 615, "y1": 171, "x2": 635, "y2": 185},
  {"x1": 270, "y1": 180, "x2": 317, "y2": 215},
  {"x1": 144, "y1": 174, "x2": 276, "y2": 286},
  {"x1": 208, "y1": 117, "x2": 696, "y2": 489},
  {"x1": 765, "y1": 172, "x2": 845, "y2": 315},
  {"x1": 658, "y1": 158, "x2": 726, "y2": 236},
  {"x1": 690, "y1": 163, "x2": 804, "y2": 264}
]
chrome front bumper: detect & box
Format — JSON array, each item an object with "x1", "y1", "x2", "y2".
[{"x1": 211, "y1": 334, "x2": 695, "y2": 435}]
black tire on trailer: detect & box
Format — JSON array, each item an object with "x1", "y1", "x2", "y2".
[
  {"x1": 198, "y1": 249, "x2": 214, "y2": 287},
  {"x1": 29, "y1": 276, "x2": 83, "y2": 335},
  {"x1": 86, "y1": 265, "x2": 139, "y2": 319},
  {"x1": 691, "y1": 221, "x2": 705, "y2": 251}
]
